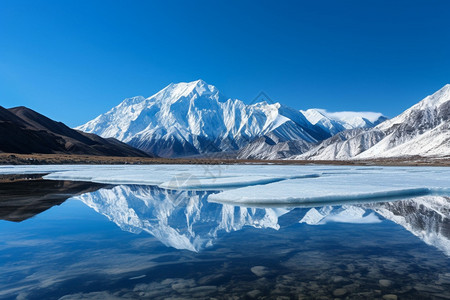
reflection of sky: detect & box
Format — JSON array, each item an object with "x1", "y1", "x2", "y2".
[
  {"x1": 0, "y1": 187, "x2": 450, "y2": 299},
  {"x1": 0, "y1": 200, "x2": 181, "y2": 299}
]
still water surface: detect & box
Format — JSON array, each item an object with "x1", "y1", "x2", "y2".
[{"x1": 0, "y1": 182, "x2": 449, "y2": 299}]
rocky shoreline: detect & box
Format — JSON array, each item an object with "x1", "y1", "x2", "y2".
[{"x1": 0, "y1": 153, "x2": 449, "y2": 167}]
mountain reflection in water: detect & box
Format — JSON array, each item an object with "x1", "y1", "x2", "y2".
[
  {"x1": 74, "y1": 185, "x2": 289, "y2": 252},
  {"x1": 73, "y1": 185, "x2": 450, "y2": 256}
]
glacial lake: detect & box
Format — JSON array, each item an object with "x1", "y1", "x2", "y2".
[{"x1": 0, "y1": 165, "x2": 449, "y2": 299}]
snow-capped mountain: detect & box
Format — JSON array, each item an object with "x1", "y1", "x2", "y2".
[
  {"x1": 77, "y1": 80, "x2": 331, "y2": 157},
  {"x1": 293, "y1": 84, "x2": 450, "y2": 160}
]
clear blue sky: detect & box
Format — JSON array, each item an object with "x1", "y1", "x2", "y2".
[{"x1": 1, "y1": 0, "x2": 449, "y2": 127}]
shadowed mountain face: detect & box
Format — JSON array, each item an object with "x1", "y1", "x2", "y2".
[
  {"x1": 0, "y1": 176, "x2": 107, "y2": 222},
  {"x1": 0, "y1": 106, "x2": 151, "y2": 157}
]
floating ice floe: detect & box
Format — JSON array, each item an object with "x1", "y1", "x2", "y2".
[
  {"x1": 36, "y1": 164, "x2": 322, "y2": 189},
  {"x1": 158, "y1": 173, "x2": 320, "y2": 190},
  {"x1": 207, "y1": 167, "x2": 450, "y2": 206}
]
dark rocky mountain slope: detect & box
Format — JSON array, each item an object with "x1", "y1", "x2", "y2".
[{"x1": 0, "y1": 106, "x2": 151, "y2": 157}]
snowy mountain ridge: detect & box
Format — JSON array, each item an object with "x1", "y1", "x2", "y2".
[{"x1": 293, "y1": 84, "x2": 450, "y2": 160}]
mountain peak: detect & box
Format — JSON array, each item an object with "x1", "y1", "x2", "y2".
[
  {"x1": 412, "y1": 83, "x2": 450, "y2": 110},
  {"x1": 193, "y1": 79, "x2": 207, "y2": 86},
  {"x1": 155, "y1": 79, "x2": 220, "y2": 103},
  {"x1": 430, "y1": 83, "x2": 450, "y2": 98}
]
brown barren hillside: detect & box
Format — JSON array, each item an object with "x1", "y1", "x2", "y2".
[{"x1": 0, "y1": 106, "x2": 151, "y2": 157}]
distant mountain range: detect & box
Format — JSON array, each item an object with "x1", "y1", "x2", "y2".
[
  {"x1": 77, "y1": 80, "x2": 387, "y2": 158},
  {"x1": 301, "y1": 109, "x2": 387, "y2": 135},
  {"x1": 294, "y1": 84, "x2": 450, "y2": 160},
  {"x1": 4, "y1": 80, "x2": 448, "y2": 161},
  {"x1": 0, "y1": 106, "x2": 150, "y2": 157},
  {"x1": 237, "y1": 109, "x2": 387, "y2": 160}
]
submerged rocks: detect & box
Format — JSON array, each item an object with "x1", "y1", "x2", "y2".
[
  {"x1": 332, "y1": 288, "x2": 348, "y2": 297},
  {"x1": 246, "y1": 289, "x2": 262, "y2": 298},
  {"x1": 251, "y1": 266, "x2": 269, "y2": 277},
  {"x1": 379, "y1": 279, "x2": 393, "y2": 287},
  {"x1": 382, "y1": 294, "x2": 398, "y2": 300},
  {"x1": 331, "y1": 276, "x2": 346, "y2": 283},
  {"x1": 437, "y1": 273, "x2": 450, "y2": 285}
]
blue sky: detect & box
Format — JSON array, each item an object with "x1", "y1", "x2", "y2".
[{"x1": 1, "y1": 0, "x2": 449, "y2": 127}]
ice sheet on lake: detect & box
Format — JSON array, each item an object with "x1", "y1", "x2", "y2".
[
  {"x1": 1, "y1": 164, "x2": 322, "y2": 190},
  {"x1": 2, "y1": 165, "x2": 450, "y2": 206},
  {"x1": 158, "y1": 173, "x2": 320, "y2": 190}
]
